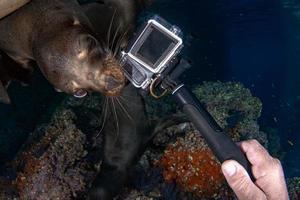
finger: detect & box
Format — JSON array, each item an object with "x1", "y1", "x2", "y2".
[
  {"x1": 240, "y1": 140, "x2": 272, "y2": 167},
  {"x1": 238, "y1": 140, "x2": 289, "y2": 200},
  {"x1": 222, "y1": 160, "x2": 266, "y2": 200},
  {"x1": 255, "y1": 158, "x2": 289, "y2": 200},
  {"x1": 240, "y1": 140, "x2": 276, "y2": 179}
]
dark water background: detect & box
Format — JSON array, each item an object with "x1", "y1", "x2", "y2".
[{"x1": 0, "y1": 0, "x2": 299, "y2": 179}]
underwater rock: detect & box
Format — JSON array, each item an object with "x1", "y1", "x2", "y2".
[
  {"x1": 1, "y1": 81, "x2": 266, "y2": 199},
  {"x1": 288, "y1": 177, "x2": 300, "y2": 200},
  {"x1": 116, "y1": 81, "x2": 263, "y2": 199},
  {"x1": 193, "y1": 81, "x2": 267, "y2": 146},
  {"x1": 6, "y1": 94, "x2": 104, "y2": 200},
  {"x1": 150, "y1": 81, "x2": 266, "y2": 147},
  {"x1": 14, "y1": 110, "x2": 88, "y2": 199},
  {"x1": 159, "y1": 131, "x2": 228, "y2": 199},
  {"x1": 0, "y1": 177, "x2": 17, "y2": 199}
]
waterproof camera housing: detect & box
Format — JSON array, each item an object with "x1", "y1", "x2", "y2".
[{"x1": 121, "y1": 15, "x2": 183, "y2": 89}]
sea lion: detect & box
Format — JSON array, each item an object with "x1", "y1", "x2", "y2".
[
  {"x1": 0, "y1": 0, "x2": 31, "y2": 104},
  {"x1": 80, "y1": 1, "x2": 154, "y2": 199},
  {"x1": 0, "y1": 0, "x2": 126, "y2": 104},
  {"x1": 0, "y1": 51, "x2": 33, "y2": 104},
  {"x1": 0, "y1": 0, "x2": 153, "y2": 199},
  {"x1": 0, "y1": 0, "x2": 31, "y2": 19}
]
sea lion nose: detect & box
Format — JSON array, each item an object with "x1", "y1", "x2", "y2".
[{"x1": 106, "y1": 76, "x2": 121, "y2": 90}]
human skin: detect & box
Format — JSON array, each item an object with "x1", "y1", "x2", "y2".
[{"x1": 221, "y1": 139, "x2": 289, "y2": 200}]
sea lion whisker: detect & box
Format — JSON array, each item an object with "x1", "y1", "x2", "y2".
[
  {"x1": 116, "y1": 97, "x2": 134, "y2": 122},
  {"x1": 110, "y1": 22, "x2": 122, "y2": 52},
  {"x1": 107, "y1": 8, "x2": 118, "y2": 48},
  {"x1": 119, "y1": 96, "x2": 145, "y2": 109},
  {"x1": 118, "y1": 96, "x2": 137, "y2": 105},
  {"x1": 110, "y1": 97, "x2": 120, "y2": 140},
  {"x1": 113, "y1": 26, "x2": 131, "y2": 57},
  {"x1": 96, "y1": 97, "x2": 109, "y2": 138},
  {"x1": 119, "y1": 94, "x2": 141, "y2": 101}
]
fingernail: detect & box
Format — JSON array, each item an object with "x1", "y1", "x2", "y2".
[{"x1": 223, "y1": 162, "x2": 237, "y2": 177}]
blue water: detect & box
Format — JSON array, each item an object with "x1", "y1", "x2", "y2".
[
  {"x1": 0, "y1": 0, "x2": 299, "y2": 179},
  {"x1": 145, "y1": 0, "x2": 300, "y2": 177}
]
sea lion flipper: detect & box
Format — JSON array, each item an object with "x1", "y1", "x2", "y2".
[{"x1": 0, "y1": 81, "x2": 11, "y2": 104}]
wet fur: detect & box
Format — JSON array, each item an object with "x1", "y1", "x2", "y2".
[
  {"x1": 0, "y1": 51, "x2": 32, "y2": 103},
  {"x1": 0, "y1": 0, "x2": 90, "y2": 67},
  {"x1": 89, "y1": 85, "x2": 152, "y2": 199},
  {"x1": 0, "y1": 0, "x2": 153, "y2": 199},
  {"x1": 81, "y1": 1, "x2": 154, "y2": 199},
  {"x1": 0, "y1": 0, "x2": 126, "y2": 100}
]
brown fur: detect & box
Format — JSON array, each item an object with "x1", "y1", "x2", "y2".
[
  {"x1": 0, "y1": 0, "x2": 125, "y2": 102},
  {"x1": 0, "y1": 1, "x2": 154, "y2": 200}
]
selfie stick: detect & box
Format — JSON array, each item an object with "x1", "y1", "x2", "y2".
[{"x1": 161, "y1": 59, "x2": 255, "y2": 180}]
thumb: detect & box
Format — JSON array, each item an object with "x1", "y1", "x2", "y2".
[{"x1": 221, "y1": 160, "x2": 266, "y2": 200}]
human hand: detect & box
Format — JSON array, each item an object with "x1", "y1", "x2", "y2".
[{"x1": 221, "y1": 140, "x2": 289, "y2": 200}]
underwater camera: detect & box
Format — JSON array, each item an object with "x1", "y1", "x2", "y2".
[
  {"x1": 121, "y1": 15, "x2": 183, "y2": 89},
  {"x1": 121, "y1": 15, "x2": 254, "y2": 180}
]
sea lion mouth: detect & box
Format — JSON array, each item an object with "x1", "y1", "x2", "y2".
[
  {"x1": 100, "y1": 55, "x2": 126, "y2": 96},
  {"x1": 104, "y1": 76, "x2": 125, "y2": 97},
  {"x1": 106, "y1": 76, "x2": 120, "y2": 90}
]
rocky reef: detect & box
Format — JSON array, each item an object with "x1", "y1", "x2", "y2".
[
  {"x1": 0, "y1": 94, "x2": 104, "y2": 199},
  {"x1": 288, "y1": 177, "x2": 300, "y2": 200},
  {"x1": 193, "y1": 82, "x2": 266, "y2": 144},
  {"x1": 159, "y1": 132, "x2": 227, "y2": 198},
  {"x1": 0, "y1": 81, "x2": 298, "y2": 199},
  {"x1": 14, "y1": 110, "x2": 88, "y2": 199}
]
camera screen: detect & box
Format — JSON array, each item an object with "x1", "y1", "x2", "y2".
[{"x1": 136, "y1": 27, "x2": 177, "y2": 69}]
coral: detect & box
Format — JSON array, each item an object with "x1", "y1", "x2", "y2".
[
  {"x1": 128, "y1": 81, "x2": 265, "y2": 199},
  {"x1": 193, "y1": 81, "x2": 262, "y2": 128},
  {"x1": 14, "y1": 109, "x2": 89, "y2": 200},
  {"x1": 117, "y1": 189, "x2": 160, "y2": 200},
  {"x1": 10, "y1": 93, "x2": 105, "y2": 200},
  {"x1": 193, "y1": 81, "x2": 267, "y2": 146},
  {"x1": 146, "y1": 81, "x2": 266, "y2": 145},
  {"x1": 0, "y1": 81, "x2": 265, "y2": 199},
  {"x1": 158, "y1": 131, "x2": 227, "y2": 199},
  {"x1": 0, "y1": 177, "x2": 17, "y2": 200},
  {"x1": 288, "y1": 177, "x2": 300, "y2": 200}
]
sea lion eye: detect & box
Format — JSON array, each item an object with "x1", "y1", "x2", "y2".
[{"x1": 74, "y1": 89, "x2": 87, "y2": 98}]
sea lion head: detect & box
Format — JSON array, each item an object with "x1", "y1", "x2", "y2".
[{"x1": 34, "y1": 25, "x2": 126, "y2": 98}]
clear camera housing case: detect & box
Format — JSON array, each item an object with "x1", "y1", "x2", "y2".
[{"x1": 121, "y1": 15, "x2": 183, "y2": 89}]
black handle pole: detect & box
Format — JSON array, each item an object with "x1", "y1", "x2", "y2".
[{"x1": 172, "y1": 85, "x2": 254, "y2": 180}]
